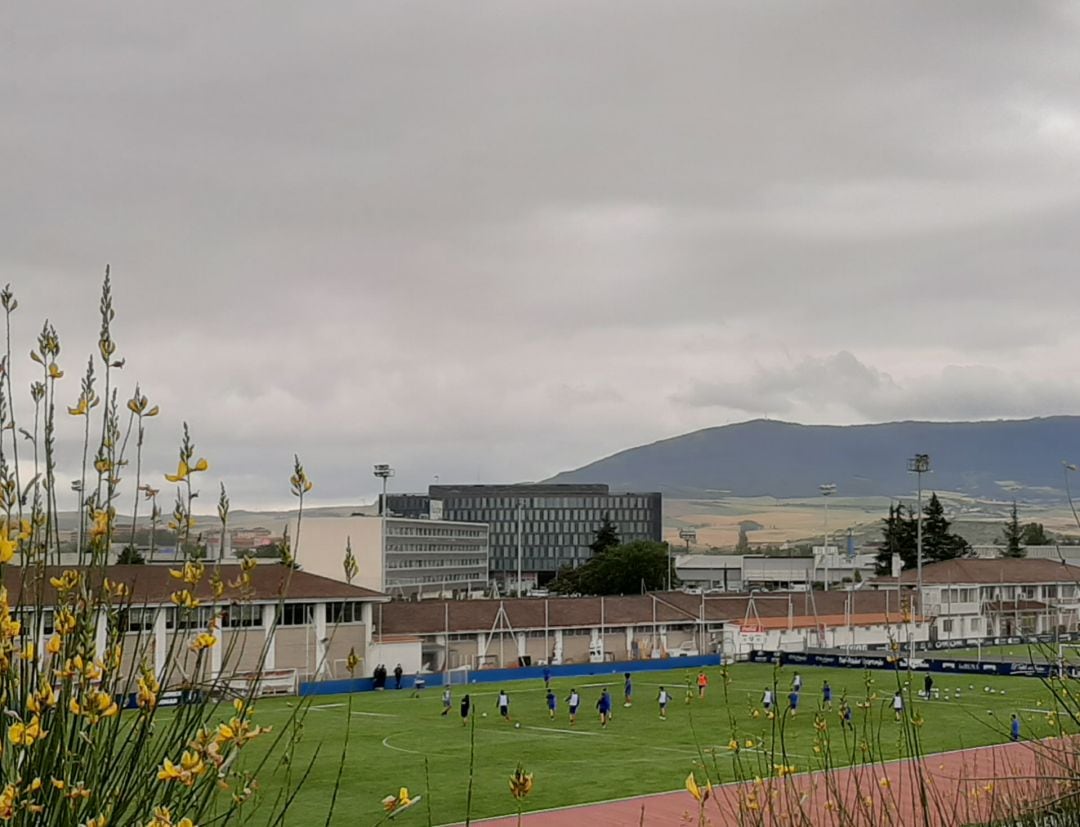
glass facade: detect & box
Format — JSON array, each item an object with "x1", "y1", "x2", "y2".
[{"x1": 388, "y1": 485, "x2": 662, "y2": 581}]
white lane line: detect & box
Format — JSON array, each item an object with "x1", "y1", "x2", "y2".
[
  {"x1": 352, "y1": 710, "x2": 399, "y2": 718},
  {"x1": 310, "y1": 703, "x2": 345, "y2": 710},
  {"x1": 523, "y1": 725, "x2": 599, "y2": 736}
]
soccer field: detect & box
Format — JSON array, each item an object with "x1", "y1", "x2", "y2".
[{"x1": 237, "y1": 662, "x2": 1074, "y2": 825}]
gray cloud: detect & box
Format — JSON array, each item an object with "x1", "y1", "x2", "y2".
[{"x1": 4, "y1": 2, "x2": 1080, "y2": 508}]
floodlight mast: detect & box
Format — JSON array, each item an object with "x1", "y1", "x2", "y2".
[
  {"x1": 907, "y1": 454, "x2": 930, "y2": 648},
  {"x1": 676, "y1": 527, "x2": 697, "y2": 591},
  {"x1": 819, "y1": 483, "x2": 836, "y2": 590},
  {"x1": 373, "y1": 464, "x2": 394, "y2": 592},
  {"x1": 1064, "y1": 462, "x2": 1080, "y2": 533}
]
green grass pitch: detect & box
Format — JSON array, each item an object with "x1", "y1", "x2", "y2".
[{"x1": 237, "y1": 663, "x2": 1075, "y2": 825}]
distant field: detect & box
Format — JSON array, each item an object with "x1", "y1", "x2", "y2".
[
  {"x1": 664, "y1": 496, "x2": 1080, "y2": 550},
  {"x1": 229, "y1": 662, "x2": 1075, "y2": 825}
]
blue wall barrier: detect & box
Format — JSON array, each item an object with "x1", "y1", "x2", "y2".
[
  {"x1": 748, "y1": 650, "x2": 1077, "y2": 679},
  {"x1": 299, "y1": 653, "x2": 723, "y2": 697}
]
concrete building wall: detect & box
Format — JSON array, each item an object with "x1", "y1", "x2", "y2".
[
  {"x1": 289, "y1": 517, "x2": 383, "y2": 593},
  {"x1": 274, "y1": 627, "x2": 315, "y2": 675}
]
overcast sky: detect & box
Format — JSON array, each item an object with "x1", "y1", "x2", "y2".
[{"x1": 4, "y1": 2, "x2": 1080, "y2": 510}]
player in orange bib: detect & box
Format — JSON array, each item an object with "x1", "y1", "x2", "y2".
[{"x1": 696, "y1": 671, "x2": 709, "y2": 699}]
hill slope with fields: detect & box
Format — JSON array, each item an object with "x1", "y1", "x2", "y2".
[{"x1": 547, "y1": 416, "x2": 1080, "y2": 500}]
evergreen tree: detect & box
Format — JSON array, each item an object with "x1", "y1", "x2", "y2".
[
  {"x1": 735, "y1": 525, "x2": 751, "y2": 553},
  {"x1": 920, "y1": 493, "x2": 972, "y2": 563},
  {"x1": 1000, "y1": 501, "x2": 1026, "y2": 558},
  {"x1": 1022, "y1": 522, "x2": 1051, "y2": 546},
  {"x1": 116, "y1": 545, "x2": 145, "y2": 564},
  {"x1": 589, "y1": 515, "x2": 620, "y2": 556},
  {"x1": 877, "y1": 503, "x2": 918, "y2": 573}
]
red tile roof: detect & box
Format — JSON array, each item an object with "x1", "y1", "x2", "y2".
[
  {"x1": 1, "y1": 565, "x2": 387, "y2": 607},
  {"x1": 880, "y1": 559, "x2": 1080, "y2": 586}
]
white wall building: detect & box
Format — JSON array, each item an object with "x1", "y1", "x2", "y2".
[
  {"x1": 675, "y1": 552, "x2": 879, "y2": 592},
  {"x1": 292, "y1": 514, "x2": 490, "y2": 598},
  {"x1": 871, "y1": 558, "x2": 1080, "y2": 643}
]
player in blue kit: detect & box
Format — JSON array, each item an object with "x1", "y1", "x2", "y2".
[
  {"x1": 624, "y1": 672, "x2": 633, "y2": 707},
  {"x1": 596, "y1": 688, "x2": 612, "y2": 728},
  {"x1": 546, "y1": 689, "x2": 557, "y2": 720}
]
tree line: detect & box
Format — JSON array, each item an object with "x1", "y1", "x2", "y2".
[{"x1": 875, "y1": 493, "x2": 1054, "y2": 574}]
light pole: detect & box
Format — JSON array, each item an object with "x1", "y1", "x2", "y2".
[
  {"x1": 1064, "y1": 462, "x2": 1080, "y2": 532},
  {"x1": 819, "y1": 483, "x2": 836, "y2": 590},
  {"x1": 373, "y1": 464, "x2": 394, "y2": 593},
  {"x1": 677, "y1": 528, "x2": 696, "y2": 591},
  {"x1": 908, "y1": 454, "x2": 930, "y2": 639},
  {"x1": 516, "y1": 499, "x2": 524, "y2": 597}
]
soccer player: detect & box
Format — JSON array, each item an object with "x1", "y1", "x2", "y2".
[
  {"x1": 460, "y1": 694, "x2": 471, "y2": 726},
  {"x1": 924, "y1": 674, "x2": 934, "y2": 699},
  {"x1": 566, "y1": 688, "x2": 580, "y2": 725},
  {"x1": 658, "y1": 686, "x2": 670, "y2": 719},
  {"x1": 840, "y1": 698, "x2": 852, "y2": 730},
  {"x1": 822, "y1": 680, "x2": 832, "y2": 710},
  {"x1": 892, "y1": 691, "x2": 903, "y2": 722},
  {"x1": 546, "y1": 688, "x2": 557, "y2": 720},
  {"x1": 1011, "y1": 713, "x2": 1020, "y2": 742},
  {"x1": 792, "y1": 672, "x2": 802, "y2": 693},
  {"x1": 497, "y1": 690, "x2": 511, "y2": 721},
  {"x1": 543, "y1": 666, "x2": 551, "y2": 689},
  {"x1": 597, "y1": 688, "x2": 612, "y2": 728},
  {"x1": 788, "y1": 688, "x2": 799, "y2": 717},
  {"x1": 697, "y1": 671, "x2": 709, "y2": 699},
  {"x1": 441, "y1": 686, "x2": 452, "y2": 716},
  {"x1": 762, "y1": 687, "x2": 773, "y2": 712},
  {"x1": 624, "y1": 672, "x2": 633, "y2": 707}
]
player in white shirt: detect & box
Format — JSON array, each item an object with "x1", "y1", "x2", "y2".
[
  {"x1": 762, "y1": 687, "x2": 774, "y2": 711},
  {"x1": 792, "y1": 672, "x2": 802, "y2": 692},
  {"x1": 497, "y1": 691, "x2": 511, "y2": 721},
  {"x1": 892, "y1": 691, "x2": 904, "y2": 721},
  {"x1": 566, "y1": 689, "x2": 581, "y2": 726},
  {"x1": 657, "y1": 686, "x2": 670, "y2": 719}
]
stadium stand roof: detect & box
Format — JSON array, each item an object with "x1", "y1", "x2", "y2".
[{"x1": 2, "y1": 565, "x2": 388, "y2": 606}]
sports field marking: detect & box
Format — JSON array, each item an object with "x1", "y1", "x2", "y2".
[
  {"x1": 523, "y1": 725, "x2": 599, "y2": 736},
  {"x1": 309, "y1": 703, "x2": 345, "y2": 710},
  {"x1": 351, "y1": 710, "x2": 400, "y2": 718}
]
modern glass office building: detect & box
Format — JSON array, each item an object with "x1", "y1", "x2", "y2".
[{"x1": 386, "y1": 484, "x2": 662, "y2": 585}]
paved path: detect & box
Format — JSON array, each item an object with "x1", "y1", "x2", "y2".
[{"x1": 457, "y1": 738, "x2": 1078, "y2": 826}]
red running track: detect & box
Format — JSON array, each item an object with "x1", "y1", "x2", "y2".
[{"x1": 458, "y1": 738, "x2": 1079, "y2": 826}]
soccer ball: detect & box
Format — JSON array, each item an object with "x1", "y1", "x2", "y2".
[
  {"x1": 515, "y1": 722, "x2": 521, "y2": 729},
  {"x1": 988, "y1": 710, "x2": 994, "y2": 715},
  {"x1": 482, "y1": 712, "x2": 487, "y2": 718}
]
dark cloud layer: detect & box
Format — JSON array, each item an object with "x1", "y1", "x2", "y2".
[{"x1": 3, "y1": 2, "x2": 1080, "y2": 508}]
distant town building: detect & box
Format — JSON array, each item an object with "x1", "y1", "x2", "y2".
[
  {"x1": 288, "y1": 514, "x2": 490, "y2": 599},
  {"x1": 385, "y1": 484, "x2": 662, "y2": 588},
  {"x1": 676, "y1": 552, "x2": 879, "y2": 592}
]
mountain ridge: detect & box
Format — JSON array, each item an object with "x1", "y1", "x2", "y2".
[{"x1": 545, "y1": 416, "x2": 1080, "y2": 500}]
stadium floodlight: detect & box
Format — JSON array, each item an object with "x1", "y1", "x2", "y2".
[
  {"x1": 675, "y1": 528, "x2": 697, "y2": 592},
  {"x1": 819, "y1": 484, "x2": 836, "y2": 590},
  {"x1": 1064, "y1": 461, "x2": 1080, "y2": 533},
  {"x1": 678, "y1": 527, "x2": 697, "y2": 549},
  {"x1": 373, "y1": 464, "x2": 395, "y2": 593},
  {"x1": 907, "y1": 454, "x2": 930, "y2": 646}
]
